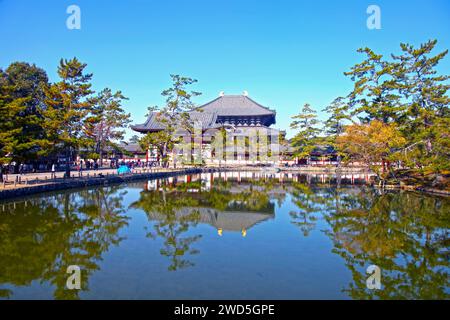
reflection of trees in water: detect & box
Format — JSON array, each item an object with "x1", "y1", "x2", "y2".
[
  {"x1": 287, "y1": 181, "x2": 449, "y2": 299},
  {"x1": 132, "y1": 178, "x2": 279, "y2": 271},
  {"x1": 0, "y1": 186, "x2": 129, "y2": 299},
  {"x1": 150, "y1": 210, "x2": 202, "y2": 272},
  {"x1": 131, "y1": 186, "x2": 202, "y2": 271},
  {"x1": 320, "y1": 187, "x2": 450, "y2": 299},
  {"x1": 3, "y1": 173, "x2": 446, "y2": 300},
  {"x1": 288, "y1": 182, "x2": 328, "y2": 236},
  {"x1": 211, "y1": 177, "x2": 285, "y2": 211}
]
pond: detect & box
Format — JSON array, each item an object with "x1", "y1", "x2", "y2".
[{"x1": 0, "y1": 171, "x2": 448, "y2": 299}]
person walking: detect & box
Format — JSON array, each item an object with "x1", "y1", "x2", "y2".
[
  {"x1": 51, "y1": 163, "x2": 56, "y2": 179},
  {"x1": 78, "y1": 160, "x2": 83, "y2": 177}
]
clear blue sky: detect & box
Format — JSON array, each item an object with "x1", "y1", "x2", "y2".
[{"x1": 1, "y1": 0, "x2": 449, "y2": 138}]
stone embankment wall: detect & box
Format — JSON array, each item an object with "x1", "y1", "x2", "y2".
[{"x1": 0, "y1": 168, "x2": 223, "y2": 200}]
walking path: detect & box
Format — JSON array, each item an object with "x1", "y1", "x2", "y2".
[
  {"x1": 0, "y1": 167, "x2": 209, "y2": 200},
  {"x1": 0, "y1": 167, "x2": 175, "y2": 190}
]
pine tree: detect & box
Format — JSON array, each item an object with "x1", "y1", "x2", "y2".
[
  {"x1": 322, "y1": 97, "x2": 351, "y2": 166},
  {"x1": 392, "y1": 40, "x2": 450, "y2": 173},
  {"x1": 42, "y1": 58, "x2": 95, "y2": 176},
  {"x1": 140, "y1": 75, "x2": 201, "y2": 167},
  {"x1": 84, "y1": 88, "x2": 131, "y2": 166},
  {"x1": 338, "y1": 40, "x2": 449, "y2": 178},
  {"x1": 322, "y1": 97, "x2": 350, "y2": 141},
  {"x1": 290, "y1": 103, "x2": 321, "y2": 162},
  {"x1": 344, "y1": 47, "x2": 404, "y2": 124}
]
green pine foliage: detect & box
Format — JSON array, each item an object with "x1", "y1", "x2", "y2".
[
  {"x1": 290, "y1": 103, "x2": 322, "y2": 160},
  {"x1": 84, "y1": 88, "x2": 131, "y2": 165},
  {"x1": 42, "y1": 58, "x2": 95, "y2": 174},
  {"x1": 139, "y1": 75, "x2": 201, "y2": 167},
  {"x1": 289, "y1": 39, "x2": 449, "y2": 182},
  {"x1": 342, "y1": 40, "x2": 449, "y2": 175},
  {"x1": 322, "y1": 97, "x2": 350, "y2": 142},
  {"x1": 0, "y1": 57, "x2": 132, "y2": 173}
]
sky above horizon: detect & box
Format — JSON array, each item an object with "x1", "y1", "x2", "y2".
[{"x1": 1, "y1": 0, "x2": 449, "y2": 139}]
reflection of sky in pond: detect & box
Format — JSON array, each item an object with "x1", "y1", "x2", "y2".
[{"x1": 0, "y1": 172, "x2": 448, "y2": 299}]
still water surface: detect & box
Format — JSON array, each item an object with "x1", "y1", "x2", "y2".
[{"x1": 0, "y1": 172, "x2": 448, "y2": 299}]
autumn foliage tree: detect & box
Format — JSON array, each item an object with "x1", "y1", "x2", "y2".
[{"x1": 336, "y1": 120, "x2": 406, "y2": 182}]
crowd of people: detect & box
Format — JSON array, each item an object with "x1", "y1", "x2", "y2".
[{"x1": 0, "y1": 159, "x2": 159, "y2": 182}]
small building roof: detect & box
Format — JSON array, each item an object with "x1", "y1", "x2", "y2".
[
  {"x1": 131, "y1": 113, "x2": 166, "y2": 132},
  {"x1": 120, "y1": 143, "x2": 143, "y2": 153},
  {"x1": 131, "y1": 111, "x2": 221, "y2": 133}
]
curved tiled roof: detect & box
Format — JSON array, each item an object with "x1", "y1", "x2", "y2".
[
  {"x1": 131, "y1": 112, "x2": 165, "y2": 132},
  {"x1": 196, "y1": 95, "x2": 276, "y2": 116},
  {"x1": 147, "y1": 207, "x2": 274, "y2": 232},
  {"x1": 131, "y1": 111, "x2": 220, "y2": 132},
  {"x1": 131, "y1": 94, "x2": 276, "y2": 132}
]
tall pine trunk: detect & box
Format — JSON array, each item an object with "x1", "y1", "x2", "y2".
[{"x1": 65, "y1": 147, "x2": 71, "y2": 178}]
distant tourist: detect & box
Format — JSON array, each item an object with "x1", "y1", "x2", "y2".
[{"x1": 51, "y1": 163, "x2": 56, "y2": 179}]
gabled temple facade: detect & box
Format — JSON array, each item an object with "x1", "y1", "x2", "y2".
[{"x1": 131, "y1": 92, "x2": 284, "y2": 165}]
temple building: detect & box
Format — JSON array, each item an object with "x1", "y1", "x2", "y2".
[{"x1": 131, "y1": 92, "x2": 285, "y2": 165}]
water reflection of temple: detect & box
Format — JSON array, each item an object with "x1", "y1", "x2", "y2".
[
  {"x1": 143, "y1": 171, "x2": 375, "y2": 194},
  {"x1": 146, "y1": 207, "x2": 273, "y2": 237},
  {"x1": 134, "y1": 171, "x2": 376, "y2": 237},
  {"x1": 144, "y1": 171, "x2": 376, "y2": 188},
  {"x1": 136, "y1": 173, "x2": 278, "y2": 236}
]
